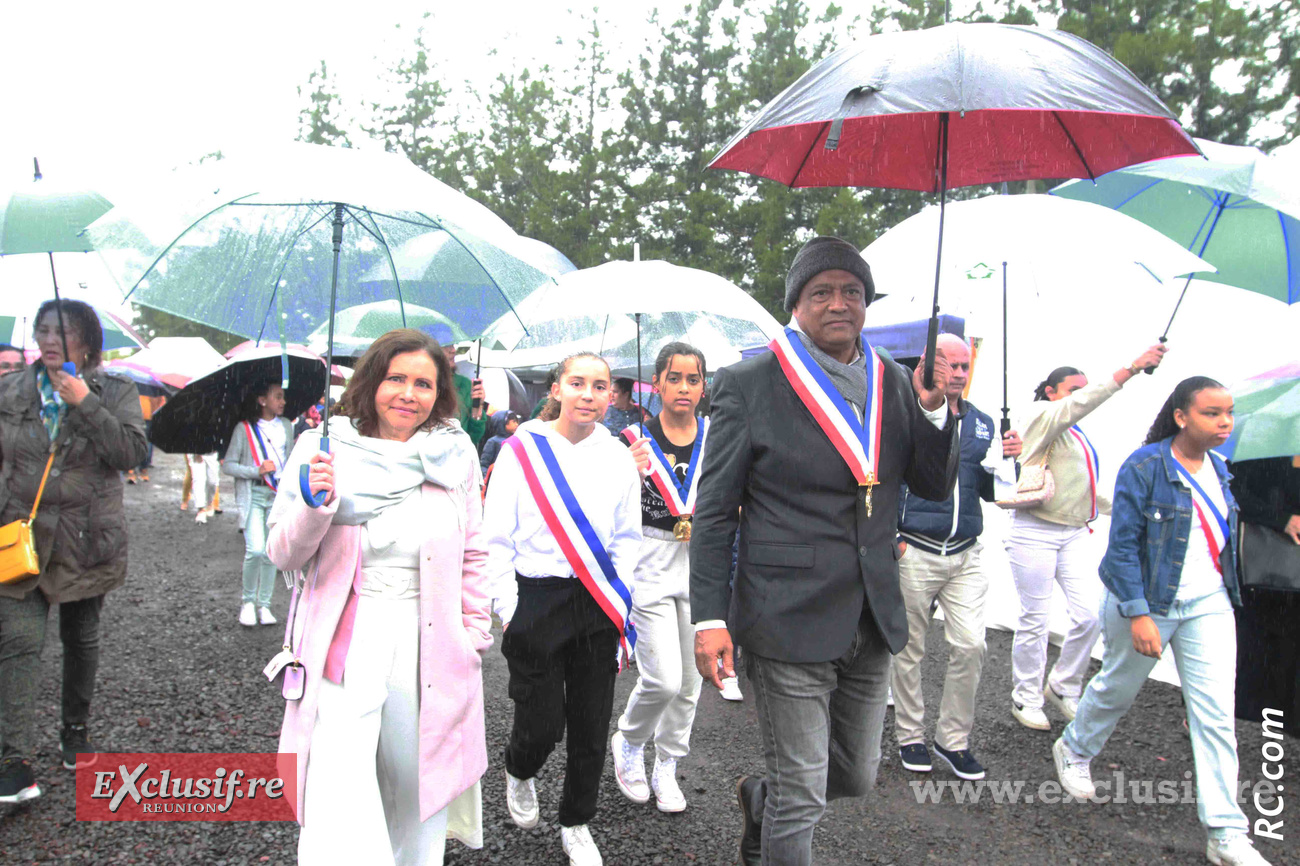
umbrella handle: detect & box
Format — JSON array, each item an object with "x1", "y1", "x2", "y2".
[
  {"x1": 1142, "y1": 336, "x2": 1167, "y2": 375},
  {"x1": 299, "y1": 437, "x2": 331, "y2": 508}
]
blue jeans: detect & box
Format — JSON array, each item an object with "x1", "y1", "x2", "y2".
[
  {"x1": 1063, "y1": 587, "x2": 1248, "y2": 839},
  {"x1": 241, "y1": 485, "x2": 277, "y2": 608},
  {"x1": 743, "y1": 616, "x2": 891, "y2": 866}
]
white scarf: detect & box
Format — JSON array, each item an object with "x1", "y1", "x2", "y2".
[{"x1": 270, "y1": 417, "x2": 477, "y2": 527}]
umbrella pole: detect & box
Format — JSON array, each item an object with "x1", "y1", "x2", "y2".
[
  {"x1": 473, "y1": 339, "x2": 483, "y2": 410},
  {"x1": 302, "y1": 203, "x2": 345, "y2": 508},
  {"x1": 923, "y1": 113, "x2": 951, "y2": 391},
  {"x1": 47, "y1": 252, "x2": 76, "y2": 375},
  {"x1": 635, "y1": 312, "x2": 645, "y2": 437},
  {"x1": 1001, "y1": 260, "x2": 1010, "y2": 437},
  {"x1": 1151, "y1": 194, "x2": 1228, "y2": 371}
]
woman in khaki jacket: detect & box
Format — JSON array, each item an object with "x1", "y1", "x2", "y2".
[
  {"x1": 1007, "y1": 343, "x2": 1167, "y2": 732},
  {"x1": 0, "y1": 300, "x2": 146, "y2": 805}
]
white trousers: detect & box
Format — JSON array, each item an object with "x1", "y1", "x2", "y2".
[
  {"x1": 617, "y1": 533, "x2": 702, "y2": 759},
  {"x1": 298, "y1": 596, "x2": 448, "y2": 866},
  {"x1": 891, "y1": 544, "x2": 988, "y2": 750},
  {"x1": 187, "y1": 453, "x2": 219, "y2": 509},
  {"x1": 1006, "y1": 512, "x2": 1101, "y2": 709}
]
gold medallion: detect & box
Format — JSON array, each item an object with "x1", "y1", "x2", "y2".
[{"x1": 673, "y1": 515, "x2": 693, "y2": 542}]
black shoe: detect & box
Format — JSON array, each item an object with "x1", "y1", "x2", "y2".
[
  {"x1": 899, "y1": 743, "x2": 933, "y2": 772},
  {"x1": 932, "y1": 743, "x2": 986, "y2": 781},
  {"x1": 0, "y1": 756, "x2": 41, "y2": 804},
  {"x1": 61, "y1": 724, "x2": 97, "y2": 771},
  {"x1": 735, "y1": 775, "x2": 763, "y2": 866}
]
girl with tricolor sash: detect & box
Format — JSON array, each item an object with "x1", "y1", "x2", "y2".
[
  {"x1": 1006, "y1": 346, "x2": 1166, "y2": 732},
  {"x1": 610, "y1": 342, "x2": 708, "y2": 814},
  {"x1": 221, "y1": 380, "x2": 293, "y2": 627},
  {"x1": 1051, "y1": 378, "x2": 1273, "y2": 866},
  {"x1": 483, "y1": 351, "x2": 644, "y2": 866}
]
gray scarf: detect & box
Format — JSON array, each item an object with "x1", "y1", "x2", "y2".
[
  {"x1": 789, "y1": 319, "x2": 867, "y2": 413},
  {"x1": 269, "y1": 417, "x2": 477, "y2": 527}
]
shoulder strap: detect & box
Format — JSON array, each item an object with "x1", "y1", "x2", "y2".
[{"x1": 28, "y1": 450, "x2": 57, "y2": 522}]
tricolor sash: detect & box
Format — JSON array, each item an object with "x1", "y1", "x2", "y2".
[
  {"x1": 620, "y1": 418, "x2": 709, "y2": 517},
  {"x1": 769, "y1": 327, "x2": 884, "y2": 486},
  {"x1": 1174, "y1": 461, "x2": 1229, "y2": 575},
  {"x1": 1068, "y1": 425, "x2": 1100, "y2": 527},
  {"x1": 243, "y1": 421, "x2": 283, "y2": 491},
  {"x1": 505, "y1": 431, "x2": 638, "y2": 667}
]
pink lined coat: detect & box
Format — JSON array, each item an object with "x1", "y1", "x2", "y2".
[{"x1": 266, "y1": 458, "x2": 492, "y2": 825}]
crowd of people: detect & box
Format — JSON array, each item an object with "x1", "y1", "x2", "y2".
[{"x1": 0, "y1": 233, "x2": 1293, "y2": 866}]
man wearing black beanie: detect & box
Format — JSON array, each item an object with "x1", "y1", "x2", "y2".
[{"x1": 690, "y1": 236, "x2": 959, "y2": 865}]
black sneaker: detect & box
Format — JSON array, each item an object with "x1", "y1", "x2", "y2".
[
  {"x1": 0, "y1": 756, "x2": 41, "y2": 804},
  {"x1": 61, "y1": 724, "x2": 97, "y2": 771},
  {"x1": 899, "y1": 743, "x2": 933, "y2": 772},
  {"x1": 933, "y1": 743, "x2": 986, "y2": 780}
]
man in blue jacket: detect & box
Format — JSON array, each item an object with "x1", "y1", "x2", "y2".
[{"x1": 892, "y1": 334, "x2": 1021, "y2": 781}]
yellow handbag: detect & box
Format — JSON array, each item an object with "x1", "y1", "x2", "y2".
[{"x1": 0, "y1": 451, "x2": 56, "y2": 584}]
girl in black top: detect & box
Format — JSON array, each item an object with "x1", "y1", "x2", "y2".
[{"x1": 610, "y1": 342, "x2": 709, "y2": 814}]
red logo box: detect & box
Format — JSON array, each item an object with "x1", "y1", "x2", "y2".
[{"x1": 76, "y1": 753, "x2": 297, "y2": 821}]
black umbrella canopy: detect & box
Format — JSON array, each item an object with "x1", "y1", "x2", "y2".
[{"x1": 149, "y1": 348, "x2": 327, "y2": 455}]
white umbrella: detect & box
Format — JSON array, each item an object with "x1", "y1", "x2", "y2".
[
  {"x1": 479, "y1": 259, "x2": 782, "y2": 400},
  {"x1": 862, "y1": 193, "x2": 1213, "y2": 432}
]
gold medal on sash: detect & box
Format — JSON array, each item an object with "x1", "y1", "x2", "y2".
[
  {"x1": 673, "y1": 515, "x2": 692, "y2": 542},
  {"x1": 860, "y1": 470, "x2": 879, "y2": 519}
]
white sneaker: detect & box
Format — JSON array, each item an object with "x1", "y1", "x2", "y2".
[
  {"x1": 1052, "y1": 737, "x2": 1096, "y2": 800},
  {"x1": 1207, "y1": 834, "x2": 1272, "y2": 866},
  {"x1": 611, "y1": 731, "x2": 650, "y2": 804},
  {"x1": 719, "y1": 676, "x2": 744, "y2": 702},
  {"x1": 195, "y1": 509, "x2": 209, "y2": 524},
  {"x1": 560, "y1": 824, "x2": 603, "y2": 866},
  {"x1": 505, "y1": 771, "x2": 539, "y2": 829},
  {"x1": 238, "y1": 602, "x2": 256, "y2": 627},
  {"x1": 1045, "y1": 684, "x2": 1079, "y2": 721},
  {"x1": 1012, "y1": 702, "x2": 1051, "y2": 731},
  {"x1": 651, "y1": 756, "x2": 686, "y2": 812},
  {"x1": 258, "y1": 607, "x2": 277, "y2": 626}
]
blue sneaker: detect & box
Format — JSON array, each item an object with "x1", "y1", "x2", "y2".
[
  {"x1": 933, "y1": 743, "x2": 986, "y2": 780},
  {"x1": 898, "y1": 743, "x2": 932, "y2": 772}
]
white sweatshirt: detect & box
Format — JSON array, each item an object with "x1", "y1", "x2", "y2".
[{"x1": 483, "y1": 418, "x2": 643, "y2": 624}]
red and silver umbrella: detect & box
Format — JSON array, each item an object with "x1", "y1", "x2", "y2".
[{"x1": 709, "y1": 23, "x2": 1200, "y2": 387}]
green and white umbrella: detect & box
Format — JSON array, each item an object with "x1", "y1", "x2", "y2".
[
  {"x1": 0, "y1": 159, "x2": 115, "y2": 370},
  {"x1": 305, "y1": 299, "x2": 465, "y2": 360},
  {"x1": 1221, "y1": 362, "x2": 1300, "y2": 463}
]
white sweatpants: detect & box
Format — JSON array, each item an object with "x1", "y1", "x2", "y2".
[
  {"x1": 617, "y1": 532, "x2": 703, "y2": 760},
  {"x1": 1006, "y1": 512, "x2": 1101, "y2": 709},
  {"x1": 298, "y1": 596, "x2": 449, "y2": 866},
  {"x1": 187, "y1": 453, "x2": 219, "y2": 510}
]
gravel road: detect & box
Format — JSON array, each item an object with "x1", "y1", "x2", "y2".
[{"x1": 2, "y1": 452, "x2": 1296, "y2": 865}]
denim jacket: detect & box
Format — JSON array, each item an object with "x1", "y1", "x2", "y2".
[{"x1": 1099, "y1": 437, "x2": 1241, "y2": 618}]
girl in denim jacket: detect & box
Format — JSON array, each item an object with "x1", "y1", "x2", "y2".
[{"x1": 1051, "y1": 377, "x2": 1272, "y2": 866}]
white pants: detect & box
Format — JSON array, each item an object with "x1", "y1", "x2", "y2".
[
  {"x1": 617, "y1": 532, "x2": 702, "y2": 759},
  {"x1": 891, "y1": 544, "x2": 988, "y2": 750},
  {"x1": 1006, "y1": 512, "x2": 1101, "y2": 709},
  {"x1": 187, "y1": 453, "x2": 219, "y2": 510},
  {"x1": 299, "y1": 596, "x2": 449, "y2": 866}
]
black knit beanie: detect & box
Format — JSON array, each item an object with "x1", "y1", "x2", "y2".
[{"x1": 784, "y1": 236, "x2": 875, "y2": 312}]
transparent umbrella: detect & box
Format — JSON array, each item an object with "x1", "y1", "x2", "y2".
[
  {"x1": 88, "y1": 142, "x2": 556, "y2": 506},
  {"x1": 305, "y1": 299, "x2": 466, "y2": 360},
  {"x1": 479, "y1": 259, "x2": 782, "y2": 420}
]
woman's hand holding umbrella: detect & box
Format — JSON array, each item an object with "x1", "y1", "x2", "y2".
[
  {"x1": 305, "y1": 451, "x2": 335, "y2": 504},
  {"x1": 258, "y1": 459, "x2": 278, "y2": 476},
  {"x1": 50, "y1": 369, "x2": 90, "y2": 406}
]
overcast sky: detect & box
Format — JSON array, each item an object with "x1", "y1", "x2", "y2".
[{"x1": 0, "y1": 0, "x2": 731, "y2": 186}]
